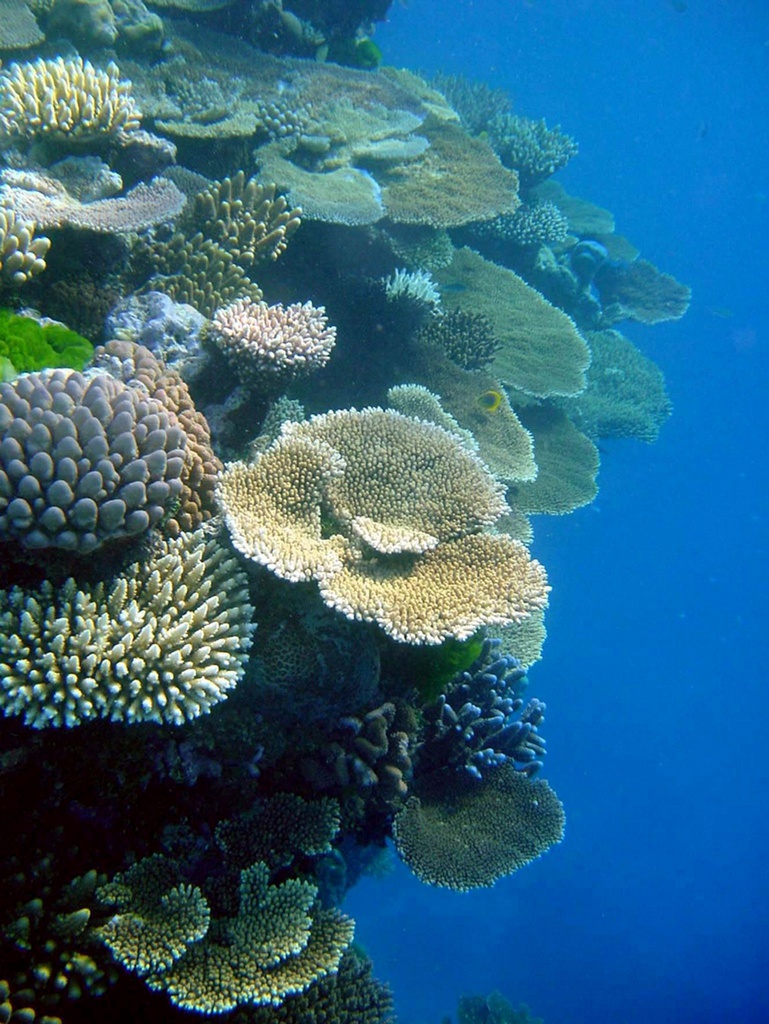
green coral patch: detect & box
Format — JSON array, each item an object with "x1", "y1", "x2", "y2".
[{"x1": 0, "y1": 310, "x2": 94, "y2": 376}]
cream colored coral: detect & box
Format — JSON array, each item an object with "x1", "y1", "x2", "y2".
[
  {"x1": 219, "y1": 407, "x2": 548, "y2": 645},
  {"x1": 0, "y1": 530, "x2": 254, "y2": 727},
  {"x1": 0, "y1": 201, "x2": 49, "y2": 283},
  {"x1": 217, "y1": 434, "x2": 348, "y2": 583},
  {"x1": 210, "y1": 299, "x2": 336, "y2": 385},
  {"x1": 148, "y1": 862, "x2": 354, "y2": 1013},
  {"x1": 319, "y1": 533, "x2": 549, "y2": 645},
  {"x1": 0, "y1": 56, "x2": 141, "y2": 142},
  {"x1": 288, "y1": 408, "x2": 509, "y2": 550}
]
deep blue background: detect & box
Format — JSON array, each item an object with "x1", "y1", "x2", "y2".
[{"x1": 345, "y1": 2, "x2": 769, "y2": 1022}]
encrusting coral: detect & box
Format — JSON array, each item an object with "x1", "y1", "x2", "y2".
[
  {"x1": 0, "y1": 529, "x2": 254, "y2": 727},
  {"x1": 218, "y1": 407, "x2": 549, "y2": 644}
]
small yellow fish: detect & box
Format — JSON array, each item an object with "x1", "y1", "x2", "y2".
[{"x1": 478, "y1": 389, "x2": 503, "y2": 413}]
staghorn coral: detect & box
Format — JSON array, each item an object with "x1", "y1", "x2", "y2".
[
  {"x1": 415, "y1": 308, "x2": 501, "y2": 370},
  {"x1": 507, "y1": 404, "x2": 600, "y2": 515},
  {"x1": 141, "y1": 232, "x2": 263, "y2": 319},
  {"x1": 489, "y1": 113, "x2": 578, "y2": 187},
  {"x1": 144, "y1": 861, "x2": 354, "y2": 1013},
  {"x1": 0, "y1": 368, "x2": 187, "y2": 553},
  {"x1": 95, "y1": 340, "x2": 222, "y2": 535},
  {"x1": 595, "y1": 257, "x2": 692, "y2": 325},
  {"x1": 472, "y1": 199, "x2": 570, "y2": 249},
  {"x1": 209, "y1": 299, "x2": 336, "y2": 387},
  {"x1": 418, "y1": 637, "x2": 547, "y2": 781},
  {"x1": 0, "y1": 529, "x2": 254, "y2": 727},
  {"x1": 189, "y1": 172, "x2": 301, "y2": 267},
  {"x1": 430, "y1": 72, "x2": 511, "y2": 136},
  {"x1": 556, "y1": 328, "x2": 672, "y2": 442},
  {"x1": 95, "y1": 855, "x2": 210, "y2": 976},
  {"x1": 392, "y1": 762, "x2": 565, "y2": 890},
  {"x1": 218, "y1": 408, "x2": 547, "y2": 644},
  {"x1": 216, "y1": 794, "x2": 341, "y2": 871},
  {"x1": 0, "y1": 57, "x2": 141, "y2": 146},
  {"x1": 434, "y1": 247, "x2": 590, "y2": 398},
  {"x1": 0, "y1": 202, "x2": 50, "y2": 285}
]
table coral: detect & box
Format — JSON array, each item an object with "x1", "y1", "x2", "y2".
[{"x1": 393, "y1": 762, "x2": 565, "y2": 890}]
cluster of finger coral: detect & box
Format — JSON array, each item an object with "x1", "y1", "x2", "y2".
[
  {"x1": 303, "y1": 701, "x2": 415, "y2": 806},
  {"x1": 0, "y1": 57, "x2": 141, "y2": 144},
  {"x1": 418, "y1": 637, "x2": 548, "y2": 781},
  {"x1": 96, "y1": 856, "x2": 353, "y2": 1014},
  {"x1": 0, "y1": 201, "x2": 50, "y2": 284},
  {"x1": 0, "y1": 529, "x2": 254, "y2": 727},
  {"x1": 210, "y1": 299, "x2": 337, "y2": 386},
  {"x1": 392, "y1": 761, "x2": 565, "y2": 890},
  {"x1": 190, "y1": 172, "x2": 302, "y2": 266},
  {"x1": 489, "y1": 113, "x2": 579, "y2": 187},
  {"x1": 0, "y1": 368, "x2": 186, "y2": 553},
  {"x1": 218, "y1": 407, "x2": 549, "y2": 644}
]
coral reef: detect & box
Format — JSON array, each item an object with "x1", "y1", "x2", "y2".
[
  {"x1": 0, "y1": 367, "x2": 187, "y2": 552},
  {"x1": 393, "y1": 762, "x2": 565, "y2": 890},
  {"x1": 0, "y1": 57, "x2": 141, "y2": 146},
  {"x1": 0, "y1": 529, "x2": 254, "y2": 727},
  {"x1": 490, "y1": 114, "x2": 578, "y2": 187},
  {"x1": 0, "y1": 202, "x2": 50, "y2": 285},
  {"x1": 415, "y1": 308, "x2": 501, "y2": 370},
  {"x1": 210, "y1": 299, "x2": 337, "y2": 387}
]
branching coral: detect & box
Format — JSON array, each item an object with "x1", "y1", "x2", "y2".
[
  {"x1": 0, "y1": 57, "x2": 141, "y2": 145},
  {"x1": 210, "y1": 299, "x2": 337, "y2": 387},
  {"x1": 0, "y1": 202, "x2": 50, "y2": 285},
  {"x1": 0, "y1": 529, "x2": 254, "y2": 727},
  {"x1": 190, "y1": 171, "x2": 302, "y2": 266},
  {"x1": 489, "y1": 114, "x2": 578, "y2": 187}
]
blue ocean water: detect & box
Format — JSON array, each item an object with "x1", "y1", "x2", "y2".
[{"x1": 345, "y1": 2, "x2": 769, "y2": 1022}]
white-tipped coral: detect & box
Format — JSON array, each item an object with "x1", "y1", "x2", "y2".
[
  {"x1": 0, "y1": 56, "x2": 141, "y2": 144},
  {"x1": 210, "y1": 299, "x2": 336, "y2": 386},
  {"x1": 0, "y1": 529, "x2": 254, "y2": 727}
]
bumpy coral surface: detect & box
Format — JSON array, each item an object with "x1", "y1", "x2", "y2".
[
  {"x1": 0, "y1": 202, "x2": 50, "y2": 284},
  {"x1": 0, "y1": 529, "x2": 254, "y2": 727},
  {"x1": 0, "y1": 368, "x2": 186, "y2": 553}
]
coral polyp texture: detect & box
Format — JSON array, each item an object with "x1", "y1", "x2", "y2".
[
  {"x1": 210, "y1": 299, "x2": 337, "y2": 386},
  {"x1": 393, "y1": 762, "x2": 565, "y2": 890},
  {"x1": 112, "y1": 859, "x2": 354, "y2": 1014},
  {"x1": 0, "y1": 529, "x2": 254, "y2": 727},
  {"x1": 0, "y1": 202, "x2": 50, "y2": 284},
  {"x1": 190, "y1": 172, "x2": 302, "y2": 266},
  {"x1": 218, "y1": 407, "x2": 548, "y2": 644},
  {"x1": 0, "y1": 368, "x2": 186, "y2": 553},
  {"x1": 0, "y1": 57, "x2": 141, "y2": 144}
]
